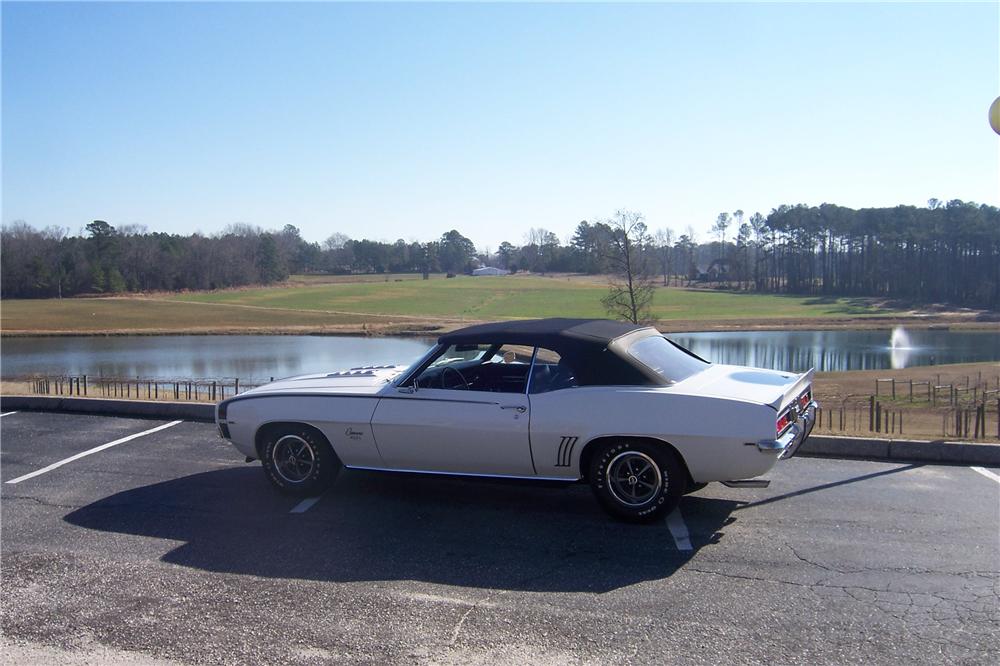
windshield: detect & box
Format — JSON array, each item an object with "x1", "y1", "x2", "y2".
[
  {"x1": 425, "y1": 343, "x2": 495, "y2": 369},
  {"x1": 395, "y1": 343, "x2": 442, "y2": 385},
  {"x1": 627, "y1": 335, "x2": 709, "y2": 384}
]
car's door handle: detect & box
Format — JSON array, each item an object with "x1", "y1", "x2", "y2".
[{"x1": 500, "y1": 404, "x2": 526, "y2": 413}]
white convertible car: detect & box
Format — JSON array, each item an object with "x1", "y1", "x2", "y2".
[{"x1": 216, "y1": 319, "x2": 817, "y2": 522}]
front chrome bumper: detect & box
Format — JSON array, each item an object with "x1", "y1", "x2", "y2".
[{"x1": 757, "y1": 401, "x2": 818, "y2": 460}]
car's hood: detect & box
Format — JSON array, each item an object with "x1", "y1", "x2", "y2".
[
  {"x1": 238, "y1": 365, "x2": 409, "y2": 397},
  {"x1": 673, "y1": 363, "x2": 813, "y2": 410}
]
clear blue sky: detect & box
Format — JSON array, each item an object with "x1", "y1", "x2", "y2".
[{"x1": 3, "y1": 1, "x2": 997, "y2": 250}]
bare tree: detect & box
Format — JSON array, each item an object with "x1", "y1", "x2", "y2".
[
  {"x1": 654, "y1": 228, "x2": 674, "y2": 286},
  {"x1": 601, "y1": 210, "x2": 655, "y2": 324},
  {"x1": 323, "y1": 232, "x2": 350, "y2": 251}
]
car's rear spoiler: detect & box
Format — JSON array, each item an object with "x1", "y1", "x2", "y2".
[{"x1": 769, "y1": 368, "x2": 815, "y2": 412}]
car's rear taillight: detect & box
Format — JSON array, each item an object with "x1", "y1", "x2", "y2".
[
  {"x1": 777, "y1": 389, "x2": 812, "y2": 435},
  {"x1": 776, "y1": 411, "x2": 792, "y2": 435}
]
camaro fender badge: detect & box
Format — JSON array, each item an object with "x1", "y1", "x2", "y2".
[
  {"x1": 555, "y1": 436, "x2": 579, "y2": 467},
  {"x1": 345, "y1": 427, "x2": 364, "y2": 441}
]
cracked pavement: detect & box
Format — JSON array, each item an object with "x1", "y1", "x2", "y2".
[{"x1": 1, "y1": 412, "x2": 998, "y2": 664}]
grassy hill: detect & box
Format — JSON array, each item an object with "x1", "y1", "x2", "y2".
[
  {"x1": 1, "y1": 274, "x2": 909, "y2": 336},
  {"x1": 166, "y1": 274, "x2": 885, "y2": 321}
]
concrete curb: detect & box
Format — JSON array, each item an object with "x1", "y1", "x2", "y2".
[
  {"x1": 2, "y1": 396, "x2": 998, "y2": 466},
  {"x1": 0, "y1": 396, "x2": 215, "y2": 423},
  {"x1": 800, "y1": 435, "x2": 1000, "y2": 466}
]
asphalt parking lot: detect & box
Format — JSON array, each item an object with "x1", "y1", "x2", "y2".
[{"x1": 1, "y1": 411, "x2": 997, "y2": 665}]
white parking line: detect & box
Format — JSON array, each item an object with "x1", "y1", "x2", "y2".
[
  {"x1": 0, "y1": 411, "x2": 18, "y2": 418},
  {"x1": 666, "y1": 507, "x2": 693, "y2": 551},
  {"x1": 5, "y1": 420, "x2": 183, "y2": 485},
  {"x1": 290, "y1": 495, "x2": 324, "y2": 514},
  {"x1": 971, "y1": 467, "x2": 1000, "y2": 485}
]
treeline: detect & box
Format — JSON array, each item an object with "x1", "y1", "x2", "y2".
[
  {"x1": 2, "y1": 221, "x2": 302, "y2": 297},
  {"x1": 2, "y1": 199, "x2": 998, "y2": 308},
  {"x1": 763, "y1": 201, "x2": 1000, "y2": 307},
  {"x1": 0, "y1": 222, "x2": 478, "y2": 297}
]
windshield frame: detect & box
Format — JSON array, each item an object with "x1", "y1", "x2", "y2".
[{"x1": 394, "y1": 343, "x2": 444, "y2": 387}]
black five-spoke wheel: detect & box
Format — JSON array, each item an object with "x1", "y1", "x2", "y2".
[
  {"x1": 606, "y1": 451, "x2": 662, "y2": 507},
  {"x1": 272, "y1": 434, "x2": 317, "y2": 484},
  {"x1": 260, "y1": 425, "x2": 341, "y2": 496},
  {"x1": 589, "y1": 439, "x2": 686, "y2": 523}
]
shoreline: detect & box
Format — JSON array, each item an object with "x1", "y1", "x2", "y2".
[{"x1": 2, "y1": 314, "x2": 998, "y2": 338}]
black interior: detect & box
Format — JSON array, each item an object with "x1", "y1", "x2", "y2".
[
  {"x1": 414, "y1": 355, "x2": 580, "y2": 394},
  {"x1": 416, "y1": 358, "x2": 531, "y2": 393}
]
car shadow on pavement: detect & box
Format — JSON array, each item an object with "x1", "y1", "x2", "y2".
[
  {"x1": 64, "y1": 467, "x2": 742, "y2": 593},
  {"x1": 736, "y1": 463, "x2": 923, "y2": 510}
]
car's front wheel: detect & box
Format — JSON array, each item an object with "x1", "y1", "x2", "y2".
[
  {"x1": 260, "y1": 425, "x2": 341, "y2": 496},
  {"x1": 589, "y1": 440, "x2": 686, "y2": 523}
]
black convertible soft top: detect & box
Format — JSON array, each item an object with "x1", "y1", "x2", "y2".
[
  {"x1": 438, "y1": 318, "x2": 663, "y2": 386},
  {"x1": 439, "y1": 318, "x2": 648, "y2": 347}
]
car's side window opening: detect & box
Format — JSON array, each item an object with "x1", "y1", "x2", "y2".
[
  {"x1": 414, "y1": 343, "x2": 532, "y2": 393},
  {"x1": 528, "y1": 347, "x2": 578, "y2": 394}
]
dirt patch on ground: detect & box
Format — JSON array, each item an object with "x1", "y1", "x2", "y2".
[
  {"x1": 658, "y1": 314, "x2": 999, "y2": 333},
  {"x1": 812, "y1": 362, "x2": 1000, "y2": 442}
]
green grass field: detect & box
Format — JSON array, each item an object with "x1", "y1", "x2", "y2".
[
  {"x1": 1, "y1": 275, "x2": 899, "y2": 335},
  {"x1": 167, "y1": 274, "x2": 886, "y2": 321},
  {"x1": 0, "y1": 298, "x2": 369, "y2": 333}
]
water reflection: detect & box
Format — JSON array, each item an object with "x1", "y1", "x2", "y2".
[
  {"x1": 2, "y1": 329, "x2": 999, "y2": 379},
  {"x1": 667, "y1": 329, "x2": 1000, "y2": 373},
  {"x1": 0, "y1": 335, "x2": 434, "y2": 381}
]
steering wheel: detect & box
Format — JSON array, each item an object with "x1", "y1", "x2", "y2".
[{"x1": 441, "y1": 366, "x2": 470, "y2": 390}]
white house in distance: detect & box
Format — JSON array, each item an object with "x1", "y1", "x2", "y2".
[{"x1": 472, "y1": 266, "x2": 510, "y2": 276}]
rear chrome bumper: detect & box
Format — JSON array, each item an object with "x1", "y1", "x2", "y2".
[{"x1": 757, "y1": 401, "x2": 818, "y2": 460}]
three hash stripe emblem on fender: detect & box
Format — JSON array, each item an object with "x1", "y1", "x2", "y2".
[{"x1": 555, "y1": 436, "x2": 579, "y2": 467}]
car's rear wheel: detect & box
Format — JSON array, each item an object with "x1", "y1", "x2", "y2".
[
  {"x1": 260, "y1": 425, "x2": 340, "y2": 496},
  {"x1": 589, "y1": 439, "x2": 686, "y2": 523}
]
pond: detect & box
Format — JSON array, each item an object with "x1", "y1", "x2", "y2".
[
  {"x1": 2, "y1": 328, "x2": 999, "y2": 381},
  {"x1": 668, "y1": 328, "x2": 1000, "y2": 374},
  {"x1": 0, "y1": 335, "x2": 433, "y2": 382}
]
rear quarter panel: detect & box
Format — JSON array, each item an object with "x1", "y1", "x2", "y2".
[{"x1": 529, "y1": 387, "x2": 778, "y2": 482}]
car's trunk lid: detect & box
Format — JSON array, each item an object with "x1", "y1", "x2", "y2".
[{"x1": 675, "y1": 364, "x2": 814, "y2": 411}]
